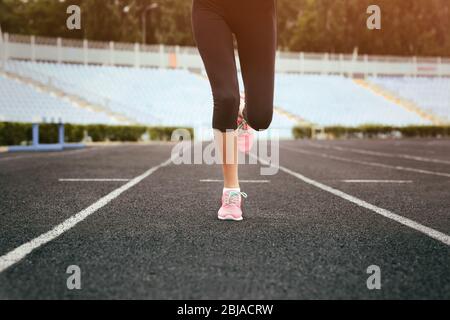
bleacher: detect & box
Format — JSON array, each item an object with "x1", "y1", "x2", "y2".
[
  {"x1": 2, "y1": 60, "x2": 446, "y2": 138},
  {"x1": 273, "y1": 74, "x2": 431, "y2": 126},
  {"x1": 0, "y1": 74, "x2": 115, "y2": 125},
  {"x1": 3, "y1": 60, "x2": 297, "y2": 138},
  {"x1": 5, "y1": 61, "x2": 213, "y2": 127},
  {"x1": 368, "y1": 76, "x2": 450, "y2": 123}
]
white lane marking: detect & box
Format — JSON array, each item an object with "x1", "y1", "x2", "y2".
[
  {"x1": 250, "y1": 153, "x2": 450, "y2": 247},
  {"x1": 343, "y1": 180, "x2": 413, "y2": 183},
  {"x1": 59, "y1": 179, "x2": 131, "y2": 182},
  {"x1": 303, "y1": 142, "x2": 450, "y2": 165},
  {"x1": 200, "y1": 179, "x2": 270, "y2": 183},
  {"x1": 281, "y1": 146, "x2": 450, "y2": 178},
  {"x1": 0, "y1": 157, "x2": 173, "y2": 273},
  {"x1": 0, "y1": 147, "x2": 96, "y2": 162},
  {"x1": 0, "y1": 145, "x2": 140, "y2": 163}
]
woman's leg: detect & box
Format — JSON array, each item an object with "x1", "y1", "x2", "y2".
[
  {"x1": 192, "y1": 0, "x2": 241, "y2": 188},
  {"x1": 233, "y1": 0, "x2": 277, "y2": 131},
  {"x1": 214, "y1": 130, "x2": 239, "y2": 188}
]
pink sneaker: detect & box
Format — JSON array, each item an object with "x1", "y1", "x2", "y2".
[
  {"x1": 218, "y1": 190, "x2": 248, "y2": 221},
  {"x1": 237, "y1": 114, "x2": 254, "y2": 154}
]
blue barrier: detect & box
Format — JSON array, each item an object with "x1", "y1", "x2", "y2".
[{"x1": 8, "y1": 123, "x2": 85, "y2": 152}]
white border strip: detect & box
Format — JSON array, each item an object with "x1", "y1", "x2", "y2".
[
  {"x1": 343, "y1": 180, "x2": 413, "y2": 183},
  {"x1": 304, "y1": 142, "x2": 450, "y2": 165},
  {"x1": 0, "y1": 147, "x2": 95, "y2": 162},
  {"x1": 0, "y1": 157, "x2": 173, "y2": 273},
  {"x1": 200, "y1": 179, "x2": 270, "y2": 183},
  {"x1": 59, "y1": 179, "x2": 131, "y2": 182},
  {"x1": 282, "y1": 146, "x2": 450, "y2": 178},
  {"x1": 251, "y1": 153, "x2": 450, "y2": 246}
]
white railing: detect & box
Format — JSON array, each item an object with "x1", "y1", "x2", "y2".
[{"x1": 1, "y1": 32, "x2": 450, "y2": 77}]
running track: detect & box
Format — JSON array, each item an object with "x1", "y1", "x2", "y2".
[{"x1": 0, "y1": 139, "x2": 449, "y2": 299}]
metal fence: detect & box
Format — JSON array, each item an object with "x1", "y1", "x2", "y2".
[{"x1": 1, "y1": 33, "x2": 449, "y2": 77}]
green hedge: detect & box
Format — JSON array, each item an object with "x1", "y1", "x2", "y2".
[
  {"x1": 293, "y1": 125, "x2": 450, "y2": 139},
  {"x1": 292, "y1": 126, "x2": 312, "y2": 139},
  {"x1": 0, "y1": 122, "x2": 194, "y2": 146},
  {"x1": 81, "y1": 125, "x2": 147, "y2": 142},
  {"x1": 0, "y1": 122, "x2": 32, "y2": 146}
]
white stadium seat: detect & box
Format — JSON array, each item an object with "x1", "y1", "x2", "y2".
[
  {"x1": 3, "y1": 61, "x2": 443, "y2": 135},
  {"x1": 369, "y1": 76, "x2": 450, "y2": 123},
  {"x1": 0, "y1": 74, "x2": 116, "y2": 124},
  {"x1": 4, "y1": 61, "x2": 297, "y2": 138},
  {"x1": 272, "y1": 73, "x2": 431, "y2": 126}
]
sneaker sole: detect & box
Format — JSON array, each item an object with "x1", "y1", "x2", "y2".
[{"x1": 218, "y1": 215, "x2": 243, "y2": 221}]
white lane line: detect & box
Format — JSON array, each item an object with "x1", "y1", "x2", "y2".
[
  {"x1": 281, "y1": 146, "x2": 450, "y2": 178},
  {"x1": 0, "y1": 147, "x2": 97, "y2": 162},
  {"x1": 343, "y1": 180, "x2": 413, "y2": 183},
  {"x1": 250, "y1": 153, "x2": 450, "y2": 247},
  {"x1": 200, "y1": 179, "x2": 270, "y2": 183},
  {"x1": 59, "y1": 179, "x2": 131, "y2": 182},
  {"x1": 0, "y1": 145, "x2": 138, "y2": 163},
  {"x1": 303, "y1": 142, "x2": 450, "y2": 165},
  {"x1": 0, "y1": 157, "x2": 173, "y2": 274}
]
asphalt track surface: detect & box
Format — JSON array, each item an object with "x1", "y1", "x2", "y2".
[{"x1": 0, "y1": 139, "x2": 449, "y2": 299}]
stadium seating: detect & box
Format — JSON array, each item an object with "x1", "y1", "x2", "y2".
[
  {"x1": 4, "y1": 60, "x2": 440, "y2": 137},
  {"x1": 5, "y1": 61, "x2": 213, "y2": 127},
  {"x1": 368, "y1": 76, "x2": 450, "y2": 122},
  {"x1": 4, "y1": 61, "x2": 297, "y2": 138},
  {"x1": 0, "y1": 74, "x2": 115, "y2": 124},
  {"x1": 272, "y1": 73, "x2": 431, "y2": 126}
]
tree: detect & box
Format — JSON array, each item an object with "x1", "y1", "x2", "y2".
[{"x1": 0, "y1": 0, "x2": 449, "y2": 57}]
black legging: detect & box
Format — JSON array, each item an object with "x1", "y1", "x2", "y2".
[{"x1": 192, "y1": 0, "x2": 277, "y2": 132}]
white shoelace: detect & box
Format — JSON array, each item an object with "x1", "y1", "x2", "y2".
[{"x1": 224, "y1": 191, "x2": 248, "y2": 206}]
